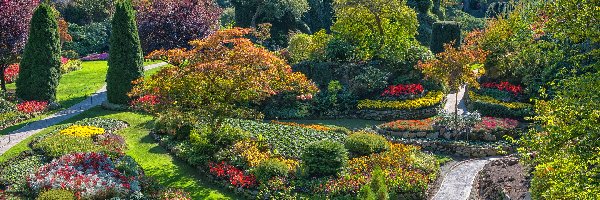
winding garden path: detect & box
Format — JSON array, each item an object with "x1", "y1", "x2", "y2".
[
  {"x1": 432, "y1": 86, "x2": 497, "y2": 200},
  {"x1": 0, "y1": 62, "x2": 167, "y2": 155},
  {"x1": 444, "y1": 85, "x2": 467, "y2": 114}
]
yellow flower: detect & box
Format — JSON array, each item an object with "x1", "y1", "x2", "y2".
[
  {"x1": 357, "y1": 91, "x2": 444, "y2": 110},
  {"x1": 60, "y1": 125, "x2": 105, "y2": 137}
]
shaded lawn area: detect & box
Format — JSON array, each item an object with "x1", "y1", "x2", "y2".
[
  {"x1": 2, "y1": 61, "x2": 162, "y2": 135},
  {"x1": 281, "y1": 119, "x2": 385, "y2": 130},
  {"x1": 0, "y1": 107, "x2": 239, "y2": 199}
]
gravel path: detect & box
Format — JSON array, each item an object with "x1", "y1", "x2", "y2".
[
  {"x1": 0, "y1": 62, "x2": 167, "y2": 155},
  {"x1": 432, "y1": 158, "x2": 498, "y2": 200},
  {"x1": 444, "y1": 85, "x2": 467, "y2": 115}
]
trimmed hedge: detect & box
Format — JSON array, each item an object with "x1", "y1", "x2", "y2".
[
  {"x1": 107, "y1": 0, "x2": 144, "y2": 104},
  {"x1": 301, "y1": 140, "x2": 348, "y2": 177},
  {"x1": 430, "y1": 21, "x2": 461, "y2": 54},
  {"x1": 345, "y1": 132, "x2": 390, "y2": 156},
  {"x1": 468, "y1": 91, "x2": 533, "y2": 119},
  {"x1": 16, "y1": 3, "x2": 62, "y2": 102}
]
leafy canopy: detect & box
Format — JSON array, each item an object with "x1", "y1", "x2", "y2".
[
  {"x1": 519, "y1": 73, "x2": 600, "y2": 199},
  {"x1": 134, "y1": 28, "x2": 318, "y2": 127},
  {"x1": 331, "y1": 0, "x2": 419, "y2": 61}
]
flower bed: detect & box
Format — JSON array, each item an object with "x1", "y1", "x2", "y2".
[
  {"x1": 228, "y1": 119, "x2": 347, "y2": 159},
  {"x1": 358, "y1": 91, "x2": 444, "y2": 110},
  {"x1": 380, "y1": 84, "x2": 425, "y2": 100},
  {"x1": 28, "y1": 152, "x2": 135, "y2": 199},
  {"x1": 16, "y1": 101, "x2": 48, "y2": 114},
  {"x1": 153, "y1": 119, "x2": 441, "y2": 199},
  {"x1": 378, "y1": 118, "x2": 436, "y2": 133},
  {"x1": 1, "y1": 98, "x2": 49, "y2": 131},
  {"x1": 386, "y1": 136, "x2": 514, "y2": 158},
  {"x1": 3, "y1": 64, "x2": 19, "y2": 84},
  {"x1": 481, "y1": 82, "x2": 523, "y2": 96},
  {"x1": 81, "y1": 52, "x2": 109, "y2": 61},
  {"x1": 31, "y1": 118, "x2": 129, "y2": 158},
  {"x1": 468, "y1": 91, "x2": 533, "y2": 119}
]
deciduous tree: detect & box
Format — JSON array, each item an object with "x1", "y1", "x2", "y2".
[
  {"x1": 133, "y1": 28, "x2": 318, "y2": 129},
  {"x1": 135, "y1": 0, "x2": 222, "y2": 53}
]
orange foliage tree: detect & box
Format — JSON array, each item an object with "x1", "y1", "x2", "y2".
[
  {"x1": 131, "y1": 28, "x2": 318, "y2": 128},
  {"x1": 417, "y1": 31, "x2": 489, "y2": 115}
]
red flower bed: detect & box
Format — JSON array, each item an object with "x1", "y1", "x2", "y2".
[
  {"x1": 381, "y1": 84, "x2": 424, "y2": 97},
  {"x1": 473, "y1": 117, "x2": 519, "y2": 132},
  {"x1": 4, "y1": 64, "x2": 19, "y2": 84},
  {"x1": 481, "y1": 82, "x2": 523, "y2": 95},
  {"x1": 16, "y1": 101, "x2": 48, "y2": 114},
  {"x1": 209, "y1": 161, "x2": 256, "y2": 188},
  {"x1": 379, "y1": 118, "x2": 435, "y2": 132}
]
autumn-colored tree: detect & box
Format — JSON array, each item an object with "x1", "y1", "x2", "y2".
[
  {"x1": 58, "y1": 18, "x2": 72, "y2": 46},
  {"x1": 418, "y1": 31, "x2": 489, "y2": 116},
  {"x1": 135, "y1": 0, "x2": 222, "y2": 53},
  {"x1": 0, "y1": 0, "x2": 40, "y2": 91},
  {"x1": 133, "y1": 28, "x2": 318, "y2": 129}
]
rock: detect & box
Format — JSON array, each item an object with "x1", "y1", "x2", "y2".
[
  {"x1": 426, "y1": 132, "x2": 439, "y2": 139},
  {"x1": 416, "y1": 132, "x2": 427, "y2": 137}
]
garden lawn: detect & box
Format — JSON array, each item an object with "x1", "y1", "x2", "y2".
[
  {"x1": 1, "y1": 61, "x2": 162, "y2": 135},
  {"x1": 281, "y1": 119, "x2": 384, "y2": 130},
  {"x1": 0, "y1": 107, "x2": 239, "y2": 199}
]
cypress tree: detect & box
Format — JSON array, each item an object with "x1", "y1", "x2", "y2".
[
  {"x1": 16, "y1": 3, "x2": 61, "y2": 102},
  {"x1": 107, "y1": 0, "x2": 143, "y2": 105},
  {"x1": 431, "y1": 21, "x2": 461, "y2": 54}
]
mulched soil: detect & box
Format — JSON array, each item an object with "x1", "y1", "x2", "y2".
[{"x1": 471, "y1": 156, "x2": 532, "y2": 200}]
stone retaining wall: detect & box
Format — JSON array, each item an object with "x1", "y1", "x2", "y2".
[{"x1": 387, "y1": 137, "x2": 513, "y2": 158}]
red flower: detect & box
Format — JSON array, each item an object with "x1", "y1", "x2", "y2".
[
  {"x1": 481, "y1": 82, "x2": 523, "y2": 96},
  {"x1": 4, "y1": 63, "x2": 19, "y2": 83},
  {"x1": 381, "y1": 84, "x2": 424, "y2": 97},
  {"x1": 208, "y1": 161, "x2": 256, "y2": 188},
  {"x1": 17, "y1": 101, "x2": 48, "y2": 114}
]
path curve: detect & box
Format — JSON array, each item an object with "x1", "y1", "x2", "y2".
[
  {"x1": 432, "y1": 157, "x2": 497, "y2": 200},
  {"x1": 0, "y1": 62, "x2": 167, "y2": 155}
]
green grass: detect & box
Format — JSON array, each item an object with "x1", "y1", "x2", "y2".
[
  {"x1": 0, "y1": 107, "x2": 239, "y2": 199},
  {"x1": 1, "y1": 61, "x2": 164, "y2": 135},
  {"x1": 281, "y1": 119, "x2": 385, "y2": 130}
]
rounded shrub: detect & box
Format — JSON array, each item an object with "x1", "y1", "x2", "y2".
[
  {"x1": 345, "y1": 132, "x2": 390, "y2": 156},
  {"x1": 430, "y1": 21, "x2": 461, "y2": 54},
  {"x1": 301, "y1": 140, "x2": 348, "y2": 177},
  {"x1": 408, "y1": 0, "x2": 433, "y2": 13},
  {"x1": 106, "y1": 0, "x2": 144, "y2": 105},
  {"x1": 36, "y1": 189, "x2": 75, "y2": 200},
  {"x1": 252, "y1": 158, "x2": 289, "y2": 183},
  {"x1": 16, "y1": 3, "x2": 62, "y2": 102}
]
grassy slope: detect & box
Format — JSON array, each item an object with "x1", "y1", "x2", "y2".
[
  {"x1": 1, "y1": 61, "x2": 161, "y2": 135},
  {"x1": 0, "y1": 107, "x2": 238, "y2": 199}
]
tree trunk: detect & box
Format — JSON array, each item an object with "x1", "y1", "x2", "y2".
[
  {"x1": 454, "y1": 89, "x2": 458, "y2": 139},
  {"x1": 251, "y1": 6, "x2": 264, "y2": 28},
  {"x1": 0, "y1": 64, "x2": 6, "y2": 92}
]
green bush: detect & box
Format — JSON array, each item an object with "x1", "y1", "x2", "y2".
[
  {"x1": 287, "y1": 31, "x2": 332, "y2": 64},
  {"x1": 325, "y1": 38, "x2": 358, "y2": 62},
  {"x1": 349, "y1": 66, "x2": 390, "y2": 98},
  {"x1": 416, "y1": 13, "x2": 438, "y2": 47},
  {"x1": 430, "y1": 21, "x2": 461, "y2": 54},
  {"x1": 358, "y1": 184, "x2": 376, "y2": 200},
  {"x1": 63, "y1": 21, "x2": 111, "y2": 56},
  {"x1": 252, "y1": 159, "x2": 290, "y2": 183},
  {"x1": 371, "y1": 167, "x2": 389, "y2": 200},
  {"x1": 16, "y1": 3, "x2": 62, "y2": 102},
  {"x1": 292, "y1": 61, "x2": 339, "y2": 89},
  {"x1": 432, "y1": 0, "x2": 445, "y2": 19},
  {"x1": 345, "y1": 132, "x2": 390, "y2": 156},
  {"x1": 107, "y1": 0, "x2": 144, "y2": 105},
  {"x1": 301, "y1": 140, "x2": 348, "y2": 177},
  {"x1": 36, "y1": 189, "x2": 75, "y2": 200},
  {"x1": 154, "y1": 110, "x2": 198, "y2": 139},
  {"x1": 189, "y1": 124, "x2": 249, "y2": 161},
  {"x1": 61, "y1": 50, "x2": 80, "y2": 59}
]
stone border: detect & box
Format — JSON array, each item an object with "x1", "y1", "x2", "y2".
[{"x1": 386, "y1": 136, "x2": 513, "y2": 158}]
